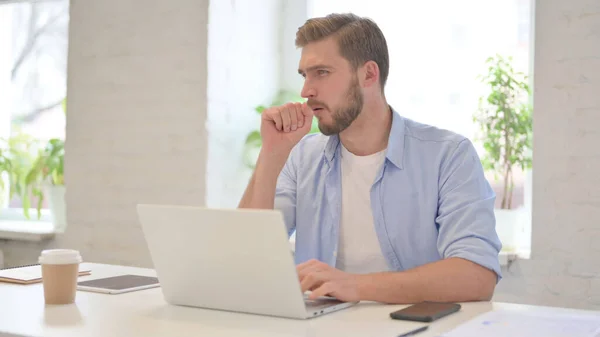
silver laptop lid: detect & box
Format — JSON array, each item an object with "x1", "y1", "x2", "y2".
[{"x1": 136, "y1": 204, "x2": 309, "y2": 319}]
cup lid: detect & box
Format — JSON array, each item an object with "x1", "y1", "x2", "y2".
[{"x1": 38, "y1": 249, "x2": 82, "y2": 265}]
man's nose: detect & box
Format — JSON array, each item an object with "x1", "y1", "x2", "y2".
[{"x1": 301, "y1": 82, "x2": 316, "y2": 99}]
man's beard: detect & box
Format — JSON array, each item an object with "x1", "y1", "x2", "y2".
[{"x1": 314, "y1": 76, "x2": 364, "y2": 136}]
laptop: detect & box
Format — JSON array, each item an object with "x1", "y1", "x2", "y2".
[{"x1": 136, "y1": 204, "x2": 357, "y2": 319}]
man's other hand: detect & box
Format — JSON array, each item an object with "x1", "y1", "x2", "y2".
[{"x1": 297, "y1": 259, "x2": 362, "y2": 302}]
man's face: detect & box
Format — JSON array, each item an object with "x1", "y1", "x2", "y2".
[{"x1": 298, "y1": 37, "x2": 364, "y2": 135}]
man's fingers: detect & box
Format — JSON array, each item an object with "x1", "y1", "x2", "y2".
[
  {"x1": 302, "y1": 102, "x2": 313, "y2": 117},
  {"x1": 265, "y1": 103, "x2": 312, "y2": 133},
  {"x1": 298, "y1": 266, "x2": 320, "y2": 282},
  {"x1": 301, "y1": 103, "x2": 314, "y2": 131},
  {"x1": 300, "y1": 272, "x2": 326, "y2": 293},
  {"x1": 309, "y1": 281, "x2": 335, "y2": 300},
  {"x1": 289, "y1": 104, "x2": 298, "y2": 131},
  {"x1": 270, "y1": 108, "x2": 283, "y2": 131},
  {"x1": 296, "y1": 259, "x2": 320, "y2": 273},
  {"x1": 295, "y1": 103, "x2": 304, "y2": 128},
  {"x1": 280, "y1": 105, "x2": 292, "y2": 132},
  {"x1": 296, "y1": 259, "x2": 324, "y2": 280}
]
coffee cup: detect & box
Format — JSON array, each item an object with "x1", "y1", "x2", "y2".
[{"x1": 38, "y1": 249, "x2": 82, "y2": 305}]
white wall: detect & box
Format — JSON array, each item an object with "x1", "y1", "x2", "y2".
[
  {"x1": 493, "y1": 0, "x2": 600, "y2": 310},
  {"x1": 279, "y1": 0, "x2": 307, "y2": 93},
  {"x1": 0, "y1": 0, "x2": 210, "y2": 268},
  {"x1": 205, "y1": 0, "x2": 281, "y2": 208},
  {"x1": 0, "y1": 6, "x2": 12, "y2": 139}
]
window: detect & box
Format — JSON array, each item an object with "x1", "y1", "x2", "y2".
[
  {"x1": 310, "y1": 0, "x2": 530, "y2": 154},
  {"x1": 308, "y1": 0, "x2": 533, "y2": 254},
  {"x1": 0, "y1": 0, "x2": 68, "y2": 221}
]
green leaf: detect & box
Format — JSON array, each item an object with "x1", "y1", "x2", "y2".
[
  {"x1": 22, "y1": 190, "x2": 31, "y2": 219},
  {"x1": 254, "y1": 105, "x2": 267, "y2": 114},
  {"x1": 34, "y1": 187, "x2": 44, "y2": 219},
  {"x1": 244, "y1": 130, "x2": 262, "y2": 147}
]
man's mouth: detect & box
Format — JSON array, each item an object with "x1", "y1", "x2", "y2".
[{"x1": 308, "y1": 101, "x2": 327, "y2": 114}]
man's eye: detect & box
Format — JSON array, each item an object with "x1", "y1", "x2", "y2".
[{"x1": 317, "y1": 70, "x2": 329, "y2": 76}]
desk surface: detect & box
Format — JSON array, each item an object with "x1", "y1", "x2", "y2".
[{"x1": 1, "y1": 263, "x2": 597, "y2": 337}]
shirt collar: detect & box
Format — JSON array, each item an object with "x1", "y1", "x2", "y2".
[{"x1": 323, "y1": 106, "x2": 405, "y2": 169}]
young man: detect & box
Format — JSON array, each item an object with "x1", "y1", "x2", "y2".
[{"x1": 239, "y1": 13, "x2": 501, "y2": 304}]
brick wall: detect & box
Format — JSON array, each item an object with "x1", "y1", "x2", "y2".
[{"x1": 0, "y1": 0, "x2": 209, "y2": 268}]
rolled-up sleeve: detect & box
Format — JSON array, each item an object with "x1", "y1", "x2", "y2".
[
  {"x1": 274, "y1": 152, "x2": 297, "y2": 237},
  {"x1": 436, "y1": 139, "x2": 502, "y2": 280}
]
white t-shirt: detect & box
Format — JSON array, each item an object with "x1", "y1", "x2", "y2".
[{"x1": 335, "y1": 144, "x2": 390, "y2": 274}]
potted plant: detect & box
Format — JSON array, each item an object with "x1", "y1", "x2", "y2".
[
  {"x1": 21, "y1": 97, "x2": 67, "y2": 230},
  {"x1": 0, "y1": 138, "x2": 16, "y2": 209},
  {"x1": 473, "y1": 54, "x2": 533, "y2": 251},
  {"x1": 243, "y1": 90, "x2": 320, "y2": 168},
  {"x1": 3, "y1": 132, "x2": 40, "y2": 212},
  {"x1": 22, "y1": 137, "x2": 65, "y2": 230}
]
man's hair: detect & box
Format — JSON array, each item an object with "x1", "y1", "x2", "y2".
[{"x1": 296, "y1": 13, "x2": 390, "y2": 89}]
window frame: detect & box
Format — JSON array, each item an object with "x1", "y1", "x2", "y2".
[{"x1": 0, "y1": 0, "x2": 67, "y2": 224}]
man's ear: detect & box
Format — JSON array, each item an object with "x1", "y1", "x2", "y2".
[{"x1": 361, "y1": 60, "x2": 380, "y2": 88}]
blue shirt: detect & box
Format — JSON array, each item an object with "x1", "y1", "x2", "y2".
[{"x1": 274, "y1": 108, "x2": 502, "y2": 279}]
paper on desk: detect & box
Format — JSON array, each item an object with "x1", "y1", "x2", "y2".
[
  {"x1": 441, "y1": 309, "x2": 600, "y2": 337},
  {"x1": 0, "y1": 264, "x2": 91, "y2": 284}
]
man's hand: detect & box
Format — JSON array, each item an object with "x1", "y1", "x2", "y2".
[
  {"x1": 297, "y1": 259, "x2": 362, "y2": 302},
  {"x1": 238, "y1": 102, "x2": 312, "y2": 210},
  {"x1": 260, "y1": 102, "x2": 314, "y2": 157}
]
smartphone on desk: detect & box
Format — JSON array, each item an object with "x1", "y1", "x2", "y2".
[{"x1": 390, "y1": 301, "x2": 461, "y2": 322}]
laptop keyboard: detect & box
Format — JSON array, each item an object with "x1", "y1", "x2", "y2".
[{"x1": 303, "y1": 294, "x2": 343, "y2": 309}]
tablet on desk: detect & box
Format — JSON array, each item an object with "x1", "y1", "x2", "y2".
[{"x1": 77, "y1": 275, "x2": 160, "y2": 294}]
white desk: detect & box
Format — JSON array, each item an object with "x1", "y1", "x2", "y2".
[{"x1": 1, "y1": 263, "x2": 597, "y2": 337}]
